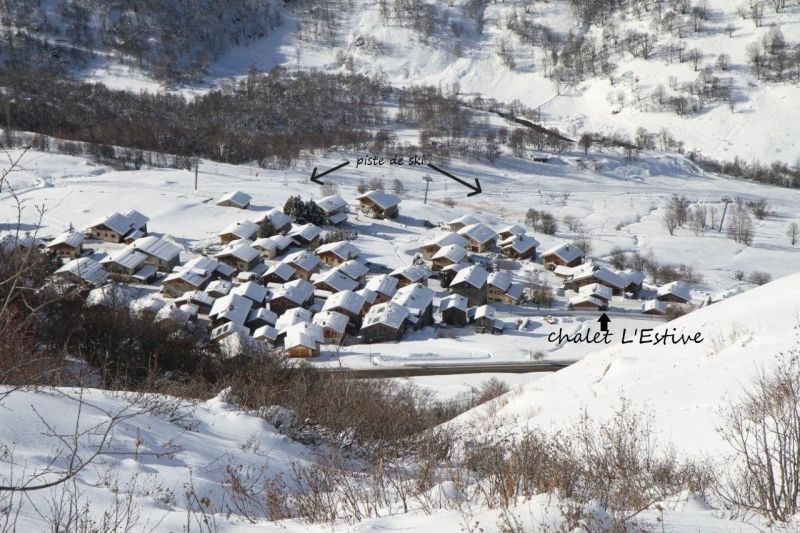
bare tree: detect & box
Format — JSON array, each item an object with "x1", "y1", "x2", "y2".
[
  {"x1": 727, "y1": 204, "x2": 754, "y2": 245},
  {"x1": 787, "y1": 222, "x2": 799, "y2": 245},
  {"x1": 662, "y1": 209, "x2": 678, "y2": 236}
]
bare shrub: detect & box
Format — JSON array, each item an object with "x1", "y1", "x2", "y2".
[
  {"x1": 320, "y1": 182, "x2": 339, "y2": 196},
  {"x1": 470, "y1": 377, "x2": 510, "y2": 406},
  {"x1": 608, "y1": 247, "x2": 628, "y2": 270},
  {"x1": 747, "y1": 271, "x2": 772, "y2": 285}
]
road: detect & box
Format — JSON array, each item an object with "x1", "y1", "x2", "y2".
[{"x1": 311, "y1": 361, "x2": 573, "y2": 378}]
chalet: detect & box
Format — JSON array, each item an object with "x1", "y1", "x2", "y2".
[
  {"x1": 86, "y1": 210, "x2": 149, "y2": 243},
  {"x1": 321, "y1": 289, "x2": 366, "y2": 331},
  {"x1": 621, "y1": 270, "x2": 646, "y2": 296},
  {"x1": 100, "y1": 248, "x2": 148, "y2": 279},
  {"x1": 54, "y1": 257, "x2": 108, "y2": 287},
  {"x1": 131, "y1": 236, "x2": 181, "y2": 272},
  {"x1": 497, "y1": 224, "x2": 527, "y2": 241},
  {"x1": 283, "y1": 322, "x2": 324, "y2": 358},
  {"x1": 261, "y1": 262, "x2": 296, "y2": 285},
  {"x1": 355, "y1": 288, "x2": 378, "y2": 314},
  {"x1": 571, "y1": 265, "x2": 627, "y2": 295},
  {"x1": 499, "y1": 234, "x2": 539, "y2": 261},
  {"x1": 256, "y1": 208, "x2": 292, "y2": 237},
  {"x1": 231, "y1": 281, "x2": 270, "y2": 305},
  {"x1": 542, "y1": 243, "x2": 585, "y2": 270},
  {"x1": 449, "y1": 264, "x2": 489, "y2": 307},
  {"x1": 360, "y1": 301, "x2": 410, "y2": 343},
  {"x1": 208, "y1": 293, "x2": 253, "y2": 327},
  {"x1": 420, "y1": 232, "x2": 468, "y2": 260},
  {"x1": 216, "y1": 191, "x2": 252, "y2": 209},
  {"x1": 276, "y1": 308, "x2": 313, "y2": 333},
  {"x1": 252, "y1": 235, "x2": 294, "y2": 259},
  {"x1": 312, "y1": 269, "x2": 359, "y2": 293},
  {"x1": 439, "y1": 294, "x2": 468, "y2": 326},
  {"x1": 447, "y1": 214, "x2": 479, "y2": 232},
  {"x1": 206, "y1": 279, "x2": 233, "y2": 298},
  {"x1": 391, "y1": 283, "x2": 435, "y2": 328},
  {"x1": 218, "y1": 220, "x2": 259, "y2": 244},
  {"x1": 356, "y1": 191, "x2": 401, "y2": 219},
  {"x1": 364, "y1": 274, "x2": 398, "y2": 303},
  {"x1": 253, "y1": 325, "x2": 279, "y2": 346},
  {"x1": 487, "y1": 271, "x2": 524, "y2": 305},
  {"x1": 473, "y1": 305, "x2": 497, "y2": 334},
  {"x1": 457, "y1": 223, "x2": 498, "y2": 253},
  {"x1": 288, "y1": 224, "x2": 323, "y2": 250},
  {"x1": 315, "y1": 195, "x2": 349, "y2": 225},
  {"x1": 283, "y1": 250, "x2": 321, "y2": 280},
  {"x1": 47, "y1": 231, "x2": 84, "y2": 259},
  {"x1": 211, "y1": 321, "x2": 250, "y2": 342},
  {"x1": 1, "y1": 234, "x2": 44, "y2": 253},
  {"x1": 154, "y1": 304, "x2": 191, "y2": 329},
  {"x1": 432, "y1": 244, "x2": 467, "y2": 272},
  {"x1": 315, "y1": 241, "x2": 360, "y2": 266},
  {"x1": 642, "y1": 299, "x2": 668, "y2": 315},
  {"x1": 161, "y1": 256, "x2": 234, "y2": 297},
  {"x1": 312, "y1": 310, "x2": 349, "y2": 344},
  {"x1": 657, "y1": 282, "x2": 691, "y2": 304},
  {"x1": 440, "y1": 262, "x2": 467, "y2": 288},
  {"x1": 332, "y1": 260, "x2": 369, "y2": 286},
  {"x1": 269, "y1": 279, "x2": 315, "y2": 315},
  {"x1": 390, "y1": 265, "x2": 429, "y2": 287},
  {"x1": 568, "y1": 293, "x2": 607, "y2": 311},
  {"x1": 578, "y1": 283, "x2": 613, "y2": 303},
  {"x1": 179, "y1": 303, "x2": 199, "y2": 322},
  {"x1": 215, "y1": 242, "x2": 261, "y2": 272},
  {"x1": 245, "y1": 307, "x2": 278, "y2": 330},
  {"x1": 174, "y1": 290, "x2": 216, "y2": 314}
]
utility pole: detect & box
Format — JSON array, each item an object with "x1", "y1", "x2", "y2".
[
  {"x1": 718, "y1": 197, "x2": 731, "y2": 233},
  {"x1": 422, "y1": 174, "x2": 433, "y2": 204},
  {"x1": 5, "y1": 98, "x2": 13, "y2": 147},
  {"x1": 194, "y1": 158, "x2": 199, "y2": 191}
]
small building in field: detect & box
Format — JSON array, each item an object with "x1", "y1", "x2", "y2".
[
  {"x1": 356, "y1": 191, "x2": 401, "y2": 219},
  {"x1": 420, "y1": 232, "x2": 469, "y2": 260},
  {"x1": 656, "y1": 281, "x2": 691, "y2": 304},
  {"x1": 100, "y1": 248, "x2": 149, "y2": 280},
  {"x1": 321, "y1": 289, "x2": 366, "y2": 331},
  {"x1": 216, "y1": 191, "x2": 251, "y2": 209},
  {"x1": 364, "y1": 274, "x2": 399, "y2": 304},
  {"x1": 568, "y1": 293, "x2": 607, "y2": 311},
  {"x1": 390, "y1": 265, "x2": 429, "y2": 287},
  {"x1": 269, "y1": 279, "x2": 315, "y2": 315},
  {"x1": 252, "y1": 235, "x2": 294, "y2": 259},
  {"x1": 449, "y1": 264, "x2": 489, "y2": 307},
  {"x1": 542, "y1": 243, "x2": 585, "y2": 270},
  {"x1": 642, "y1": 299, "x2": 668, "y2": 315},
  {"x1": 499, "y1": 234, "x2": 539, "y2": 261},
  {"x1": 86, "y1": 210, "x2": 149, "y2": 243},
  {"x1": 256, "y1": 208, "x2": 292, "y2": 237},
  {"x1": 315, "y1": 195, "x2": 349, "y2": 225},
  {"x1": 282, "y1": 250, "x2": 321, "y2": 280},
  {"x1": 131, "y1": 236, "x2": 181, "y2": 272},
  {"x1": 215, "y1": 242, "x2": 261, "y2": 272},
  {"x1": 47, "y1": 231, "x2": 85, "y2": 259},
  {"x1": 261, "y1": 262, "x2": 296, "y2": 285},
  {"x1": 55, "y1": 257, "x2": 108, "y2": 287},
  {"x1": 218, "y1": 220, "x2": 259, "y2": 244},
  {"x1": 432, "y1": 244, "x2": 467, "y2": 272},
  {"x1": 447, "y1": 214, "x2": 480, "y2": 232},
  {"x1": 438, "y1": 293, "x2": 468, "y2": 327},
  {"x1": 312, "y1": 269, "x2": 359, "y2": 293},
  {"x1": 457, "y1": 223, "x2": 498, "y2": 253},
  {"x1": 391, "y1": 283, "x2": 435, "y2": 328},
  {"x1": 332, "y1": 260, "x2": 369, "y2": 286},
  {"x1": 312, "y1": 310, "x2": 349, "y2": 344},
  {"x1": 360, "y1": 301, "x2": 410, "y2": 343},
  {"x1": 315, "y1": 241, "x2": 360, "y2": 267},
  {"x1": 497, "y1": 224, "x2": 527, "y2": 241},
  {"x1": 473, "y1": 305, "x2": 497, "y2": 334}
]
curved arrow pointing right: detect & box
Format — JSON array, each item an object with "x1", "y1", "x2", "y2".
[{"x1": 427, "y1": 163, "x2": 482, "y2": 197}]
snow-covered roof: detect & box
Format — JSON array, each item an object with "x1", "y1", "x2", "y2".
[
  {"x1": 217, "y1": 190, "x2": 251, "y2": 207},
  {"x1": 252, "y1": 235, "x2": 294, "y2": 254},
  {"x1": 621, "y1": 270, "x2": 646, "y2": 286},
  {"x1": 101, "y1": 247, "x2": 148, "y2": 271},
  {"x1": 130, "y1": 296, "x2": 166, "y2": 316},
  {"x1": 498, "y1": 224, "x2": 526, "y2": 236},
  {"x1": 288, "y1": 223, "x2": 322, "y2": 242},
  {"x1": 272, "y1": 279, "x2": 315, "y2": 305},
  {"x1": 507, "y1": 283, "x2": 524, "y2": 301},
  {"x1": 89, "y1": 210, "x2": 148, "y2": 235},
  {"x1": 364, "y1": 274, "x2": 398, "y2": 297},
  {"x1": 155, "y1": 304, "x2": 191, "y2": 326},
  {"x1": 262, "y1": 208, "x2": 292, "y2": 229},
  {"x1": 165, "y1": 256, "x2": 232, "y2": 288},
  {"x1": 48, "y1": 231, "x2": 84, "y2": 249},
  {"x1": 178, "y1": 290, "x2": 216, "y2": 308},
  {"x1": 322, "y1": 289, "x2": 365, "y2": 315},
  {"x1": 457, "y1": 223, "x2": 498, "y2": 244},
  {"x1": 216, "y1": 242, "x2": 261, "y2": 264},
  {"x1": 276, "y1": 308, "x2": 313, "y2": 331},
  {"x1": 474, "y1": 304, "x2": 496, "y2": 320},
  {"x1": 432, "y1": 244, "x2": 467, "y2": 263},
  {"x1": 231, "y1": 281, "x2": 269, "y2": 304},
  {"x1": 312, "y1": 310, "x2": 349, "y2": 334},
  {"x1": 124, "y1": 210, "x2": 150, "y2": 230},
  {"x1": 422, "y1": 232, "x2": 469, "y2": 250},
  {"x1": 578, "y1": 283, "x2": 613, "y2": 300},
  {"x1": 263, "y1": 262, "x2": 295, "y2": 281},
  {"x1": 390, "y1": 265, "x2": 429, "y2": 283},
  {"x1": 316, "y1": 241, "x2": 360, "y2": 261},
  {"x1": 658, "y1": 281, "x2": 691, "y2": 301},
  {"x1": 487, "y1": 270, "x2": 513, "y2": 291},
  {"x1": 219, "y1": 220, "x2": 259, "y2": 240},
  {"x1": 283, "y1": 250, "x2": 321, "y2": 272},
  {"x1": 1, "y1": 234, "x2": 43, "y2": 251},
  {"x1": 451, "y1": 264, "x2": 489, "y2": 289},
  {"x1": 643, "y1": 299, "x2": 668, "y2": 313},
  {"x1": 442, "y1": 262, "x2": 468, "y2": 273},
  {"x1": 210, "y1": 321, "x2": 250, "y2": 341},
  {"x1": 284, "y1": 322, "x2": 324, "y2": 351},
  {"x1": 568, "y1": 294, "x2": 605, "y2": 308},
  {"x1": 328, "y1": 211, "x2": 348, "y2": 225},
  {"x1": 333, "y1": 259, "x2": 369, "y2": 281},
  {"x1": 362, "y1": 301, "x2": 410, "y2": 330},
  {"x1": 132, "y1": 236, "x2": 181, "y2": 262},
  {"x1": 391, "y1": 283, "x2": 435, "y2": 314},
  {"x1": 253, "y1": 325, "x2": 279, "y2": 343},
  {"x1": 499, "y1": 234, "x2": 540, "y2": 253},
  {"x1": 355, "y1": 288, "x2": 378, "y2": 305},
  {"x1": 356, "y1": 190, "x2": 401, "y2": 210},
  {"x1": 575, "y1": 266, "x2": 627, "y2": 289},
  {"x1": 315, "y1": 195, "x2": 348, "y2": 214},
  {"x1": 542, "y1": 242, "x2": 584, "y2": 263},
  {"x1": 206, "y1": 279, "x2": 233, "y2": 296},
  {"x1": 448, "y1": 214, "x2": 479, "y2": 227},
  {"x1": 209, "y1": 294, "x2": 253, "y2": 325},
  {"x1": 247, "y1": 307, "x2": 278, "y2": 326},
  {"x1": 312, "y1": 269, "x2": 359, "y2": 292},
  {"x1": 438, "y1": 293, "x2": 468, "y2": 313}
]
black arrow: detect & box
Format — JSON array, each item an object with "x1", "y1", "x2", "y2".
[
  {"x1": 426, "y1": 163, "x2": 482, "y2": 197},
  {"x1": 310, "y1": 161, "x2": 350, "y2": 185},
  {"x1": 598, "y1": 313, "x2": 611, "y2": 332}
]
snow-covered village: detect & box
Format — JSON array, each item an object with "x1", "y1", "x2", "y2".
[{"x1": 2, "y1": 0, "x2": 800, "y2": 531}]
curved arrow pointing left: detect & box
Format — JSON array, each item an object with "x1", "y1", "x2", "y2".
[{"x1": 310, "y1": 161, "x2": 350, "y2": 185}]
